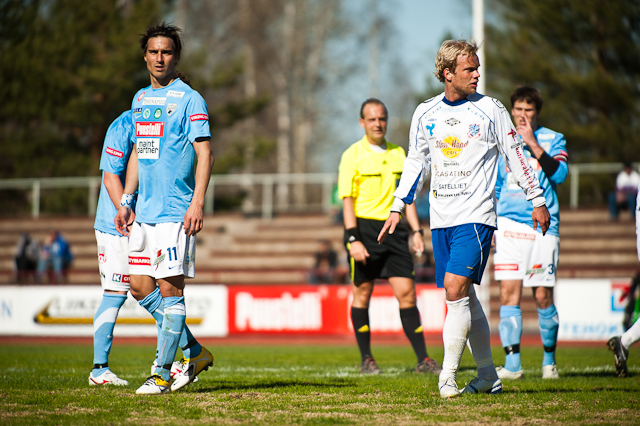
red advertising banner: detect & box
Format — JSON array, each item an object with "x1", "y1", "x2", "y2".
[{"x1": 227, "y1": 284, "x2": 446, "y2": 335}]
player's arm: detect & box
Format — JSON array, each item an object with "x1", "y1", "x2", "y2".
[
  {"x1": 379, "y1": 105, "x2": 430, "y2": 243},
  {"x1": 115, "y1": 148, "x2": 139, "y2": 236},
  {"x1": 343, "y1": 196, "x2": 370, "y2": 264},
  {"x1": 184, "y1": 137, "x2": 214, "y2": 236},
  {"x1": 496, "y1": 106, "x2": 549, "y2": 234},
  {"x1": 103, "y1": 172, "x2": 124, "y2": 209},
  {"x1": 405, "y1": 202, "x2": 424, "y2": 256}
]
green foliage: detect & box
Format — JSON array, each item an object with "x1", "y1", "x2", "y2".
[
  {"x1": 1, "y1": 343, "x2": 639, "y2": 424},
  {"x1": 485, "y1": 0, "x2": 640, "y2": 164}
]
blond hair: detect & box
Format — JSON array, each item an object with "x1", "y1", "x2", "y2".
[{"x1": 434, "y1": 40, "x2": 479, "y2": 83}]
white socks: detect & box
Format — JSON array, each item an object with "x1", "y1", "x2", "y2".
[
  {"x1": 440, "y1": 297, "x2": 471, "y2": 383},
  {"x1": 468, "y1": 285, "x2": 498, "y2": 381},
  {"x1": 622, "y1": 318, "x2": 640, "y2": 350}
]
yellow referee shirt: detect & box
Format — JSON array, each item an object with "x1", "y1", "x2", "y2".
[{"x1": 338, "y1": 136, "x2": 406, "y2": 221}]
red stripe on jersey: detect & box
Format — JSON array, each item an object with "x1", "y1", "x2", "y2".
[{"x1": 106, "y1": 147, "x2": 123, "y2": 158}]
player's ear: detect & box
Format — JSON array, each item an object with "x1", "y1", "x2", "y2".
[{"x1": 359, "y1": 118, "x2": 365, "y2": 129}]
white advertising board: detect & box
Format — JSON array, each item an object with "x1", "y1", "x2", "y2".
[
  {"x1": 556, "y1": 278, "x2": 628, "y2": 341},
  {"x1": 0, "y1": 285, "x2": 228, "y2": 337}
]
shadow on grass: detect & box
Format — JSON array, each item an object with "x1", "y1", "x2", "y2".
[{"x1": 194, "y1": 379, "x2": 355, "y2": 393}]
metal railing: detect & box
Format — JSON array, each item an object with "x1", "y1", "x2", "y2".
[{"x1": 0, "y1": 163, "x2": 632, "y2": 218}]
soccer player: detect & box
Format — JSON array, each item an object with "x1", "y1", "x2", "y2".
[
  {"x1": 493, "y1": 87, "x2": 568, "y2": 380},
  {"x1": 338, "y1": 98, "x2": 442, "y2": 375},
  {"x1": 116, "y1": 23, "x2": 214, "y2": 395},
  {"x1": 379, "y1": 40, "x2": 550, "y2": 398},
  {"x1": 608, "y1": 180, "x2": 640, "y2": 377},
  {"x1": 89, "y1": 110, "x2": 135, "y2": 386}
]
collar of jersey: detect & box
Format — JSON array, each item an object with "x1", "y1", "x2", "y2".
[
  {"x1": 150, "y1": 78, "x2": 182, "y2": 92},
  {"x1": 441, "y1": 96, "x2": 469, "y2": 106},
  {"x1": 359, "y1": 136, "x2": 388, "y2": 152}
]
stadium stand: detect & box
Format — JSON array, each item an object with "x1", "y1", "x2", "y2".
[{"x1": 0, "y1": 208, "x2": 636, "y2": 332}]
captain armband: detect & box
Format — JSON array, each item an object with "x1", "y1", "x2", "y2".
[
  {"x1": 346, "y1": 227, "x2": 362, "y2": 243},
  {"x1": 537, "y1": 151, "x2": 560, "y2": 177},
  {"x1": 120, "y1": 193, "x2": 135, "y2": 209}
]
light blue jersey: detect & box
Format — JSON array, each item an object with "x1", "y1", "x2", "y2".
[
  {"x1": 495, "y1": 127, "x2": 568, "y2": 236},
  {"x1": 94, "y1": 110, "x2": 135, "y2": 236},
  {"x1": 130, "y1": 79, "x2": 211, "y2": 224}
]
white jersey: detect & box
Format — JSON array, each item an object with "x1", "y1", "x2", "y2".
[{"x1": 392, "y1": 93, "x2": 545, "y2": 230}]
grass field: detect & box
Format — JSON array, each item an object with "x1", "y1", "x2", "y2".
[{"x1": 1, "y1": 342, "x2": 639, "y2": 425}]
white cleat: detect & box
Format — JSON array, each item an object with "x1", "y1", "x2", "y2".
[
  {"x1": 150, "y1": 359, "x2": 198, "y2": 382},
  {"x1": 496, "y1": 366, "x2": 523, "y2": 380},
  {"x1": 136, "y1": 374, "x2": 170, "y2": 395},
  {"x1": 171, "y1": 347, "x2": 214, "y2": 391},
  {"x1": 88, "y1": 370, "x2": 129, "y2": 386},
  {"x1": 438, "y1": 377, "x2": 461, "y2": 398},
  {"x1": 461, "y1": 377, "x2": 503, "y2": 394},
  {"x1": 542, "y1": 364, "x2": 559, "y2": 379}
]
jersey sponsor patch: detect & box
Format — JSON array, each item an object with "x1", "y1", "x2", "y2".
[
  {"x1": 436, "y1": 135, "x2": 467, "y2": 159},
  {"x1": 106, "y1": 147, "x2": 123, "y2": 158},
  {"x1": 167, "y1": 90, "x2": 185, "y2": 98},
  {"x1": 129, "y1": 256, "x2": 151, "y2": 266},
  {"x1": 468, "y1": 124, "x2": 480, "y2": 139},
  {"x1": 504, "y1": 230, "x2": 536, "y2": 240},
  {"x1": 133, "y1": 107, "x2": 142, "y2": 114},
  {"x1": 445, "y1": 117, "x2": 460, "y2": 126},
  {"x1": 98, "y1": 253, "x2": 106, "y2": 264},
  {"x1": 167, "y1": 103, "x2": 177, "y2": 116},
  {"x1": 190, "y1": 113, "x2": 208, "y2": 121},
  {"x1": 137, "y1": 91, "x2": 145, "y2": 102},
  {"x1": 142, "y1": 97, "x2": 166, "y2": 106},
  {"x1": 495, "y1": 264, "x2": 519, "y2": 271},
  {"x1": 538, "y1": 134, "x2": 555, "y2": 140},
  {"x1": 137, "y1": 138, "x2": 160, "y2": 159},
  {"x1": 136, "y1": 122, "x2": 164, "y2": 137},
  {"x1": 143, "y1": 108, "x2": 150, "y2": 119},
  {"x1": 154, "y1": 108, "x2": 162, "y2": 119}
]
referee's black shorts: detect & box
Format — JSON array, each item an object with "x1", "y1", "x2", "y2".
[{"x1": 344, "y1": 217, "x2": 415, "y2": 283}]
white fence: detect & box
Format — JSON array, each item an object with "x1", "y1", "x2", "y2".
[{"x1": 0, "y1": 163, "x2": 633, "y2": 218}]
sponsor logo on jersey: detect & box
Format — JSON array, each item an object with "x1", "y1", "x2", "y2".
[
  {"x1": 142, "y1": 97, "x2": 166, "y2": 106},
  {"x1": 526, "y1": 263, "x2": 545, "y2": 279},
  {"x1": 129, "y1": 256, "x2": 151, "y2": 265},
  {"x1": 436, "y1": 183, "x2": 467, "y2": 190},
  {"x1": 443, "y1": 161, "x2": 459, "y2": 168},
  {"x1": 167, "y1": 90, "x2": 185, "y2": 98},
  {"x1": 444, "y1": 118, "x2": 460, "y2": 126},
  {"x1": 136, "y1": 122, "x2": 164, "y2": 137},
  {"x1": 137, "y1": 91, "x2": 145, "y2": 102},
  {"x1": 111, "y1": 274, "x2": 131, "y2": 283},
  {"x1": 495, "y1": 264, "x2": 519, "y2": 271},
  {"x1": 154, "y1": 108, "x2": 162, "y2": 119},
  {"x1": 133, "y1": 107, "x2": 142, "y2": 114},
  {"x1": 153, "y1": 249, "x2": 166, "y2": 270},
  {"x1": 468, "y1": 124, "x2": 480, "y2": 139},
  {"x1": 98, "y1": 253, "x2": 106, "y2": 264},
  {"x1": 167, "y1": 103, "x2": 177, "y2": 116},
  {"x1": 143, "y1": 108, "x2": 150, "y2": 119},
  {"x1": 190, "y1": 114, "x2": 208, "y2": 121},
  {"x1": 137, "y1": 138, "x2": 160, "y2": 159},
  {"x1": 436, "y1": 135, "x2": 468, "y2": 159},
  {"x1": 435, "y1": 170, "x2": 471, "y2": 178},
  {"x1": 508, "y1": 129, "x2": 518, "y2": 141},
  {"x1": 539, "y1": 134, "x2": 555, "y2": 140},
  {"x1": 106, "y1": 147, "x2": 123, "y2": 158},
  {"x1": 504, "y1": 231, "x2": 536, "y2": 240}
]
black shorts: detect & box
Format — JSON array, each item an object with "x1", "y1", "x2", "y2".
[{"x1": 344, "y1": 217, "x2": 415, "y2": 282}]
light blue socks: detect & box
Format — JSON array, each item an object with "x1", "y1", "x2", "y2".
[
  {"x1": 499, "y1": 305, "x2": 522, "y2": 372},
  {"x1": 156, "y1": 296, "x2": 186, "y2": 381},
  {"x1": 92, "y1": 293, "x2": 127, "y2": 375},
  {"x1": 538, "y1": 304, "x2": 559, "y2": 366}
]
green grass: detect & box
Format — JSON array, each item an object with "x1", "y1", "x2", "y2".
[{"x1": 1, "y1": 343, "x2": 639, "y2": 425}]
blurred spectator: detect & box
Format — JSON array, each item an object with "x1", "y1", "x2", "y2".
[
  {"x1": 609, "y1": 162, "x2": 640, "y2": 221},
  {"x1": 14, "y1": 233, "x2": 39, "y2": 283},
  {"x1": 308, "y1": 239, "x2": 343, "y2": 284},
  {"x1": 37, "y1": 230, "x2": 73, "y2": 284}
]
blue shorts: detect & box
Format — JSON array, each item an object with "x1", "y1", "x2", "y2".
[{"x1": 432, "y1": 223, "x2": 495, "y2": 288}]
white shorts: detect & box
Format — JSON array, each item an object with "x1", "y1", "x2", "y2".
[
  {"x1": 95, "y1": 230, "x2": 130, "y2": 292},
  {"x1": 493, "y1": 216, "x2": 559, "y2": 287},
  {"x1": 128, "y1": 222, "x2": 196, "y2": 279}
]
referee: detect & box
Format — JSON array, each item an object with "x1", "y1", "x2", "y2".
[{"x1": 338, "y1": 98, "x2": 441, "y2": 375}]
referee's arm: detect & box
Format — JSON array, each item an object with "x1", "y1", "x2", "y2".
[{"x1": 343, "y1": 196, "x2": 370, "y2": 264}]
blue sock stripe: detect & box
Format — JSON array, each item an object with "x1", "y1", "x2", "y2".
[{"x1": 139, "y1": 287, "x2": 163, "y2": 313}]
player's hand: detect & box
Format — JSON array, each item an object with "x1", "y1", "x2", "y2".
[
  {"x1": 115, "y1": 206, "x2": 133, "y2": 236},
  {"x1": 516, "y1": 114, "x2": 537, "y2": 149},
  {"x1": 532, "y1": 205, "x2": 550, "y2": 236},
  {"x1": 411, "y1": 231, "x2": 425, "y2": 257},
  {"x1": 183, "y1": 204, "x2": 204, "y2": 236},
  {"x1": 377, "y1": 212, "x2": 401, "y2": 244},
  {"x1": 348, "y1": 241, "x2": 370, "y2": 265}
]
